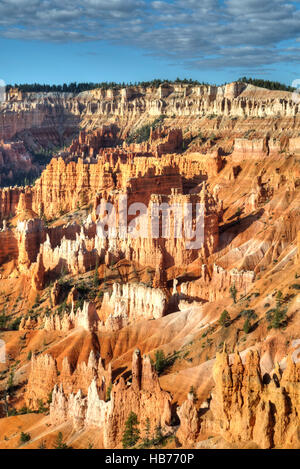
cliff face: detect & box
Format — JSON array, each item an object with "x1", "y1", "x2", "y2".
[
  {"x1": 1, "y1": 81, "x2": 300, "y2": 186},
  {"x1": 209, "y1": 350, "x2": 300, "y2": 449},
  {"x1": 49, "y1": 349, "x2": 172, "y2": 448},
  {"x1": 0, "y1": 130, "x2": 222, "y2": 281},
  {"x1": 1, "y1": 83, "x2": 299, "y2": 144},
  {"x1": 26, "y1": 349, "x2": 112, "y2": 409},
  {"x1": 99, "y1": 283, "x2": 168, "y2": 330},
  {"x1": 25, "y1": 354, "x2": 58, "y2": 409},
  {"x1": 0, "y1": 83, "x2": 299, "y2": 450},
  {"x1": 0, "y1": 187, "x2": 32, "y2": 219},
  {"x1": 180, "y1": 264, "x2": 255, "y2": 302},
  {"x1": 0, "y1": 141, "x2": 37, "y2": 186},
  {"x1": 0, "y1": 92, "x2": 79, "y2": 141}
]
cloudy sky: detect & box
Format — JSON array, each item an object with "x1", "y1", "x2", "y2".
[{"x1": 0, "y1": 0, "x2": 300, "y2": 85}]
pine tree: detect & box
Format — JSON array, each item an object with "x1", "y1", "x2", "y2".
[
  {"x1": 271, "y1": 306, "x2": 287, "y2": 329},
  {"x1": 122, "y1": 412, "x2": 140, "y2": 448},
  {"x1": 243, "y1": 317, "x2": 251, "y2": 334},
  {"x1": 20, "y1": 432, "x2": 31, "y2": 444},
  {"x1": 276, "y1": 290, "x2": 283, "y2": 308},
  {"x1": 219, "y1": 310, "x2": 231, "y2": 327},
  {"x1": 153, "y1": 424, "x2": 164, "y2": 446},
  {"x1": 106, "y1": 382, "x2": 112, "y2": 402},
  {"x1": 53, "y1": 431, "x2": 70, "y2": 449},
  {"x1": 7, "y1": 370, "x2": 14, "y2": 395},
  {"x1": 154, "y1": 350, "x2": 167, "y2": 375},
  {"x1": 144, "y1": 417, "x2": 151, "y2": 447},
  {"x1": 229, "y1": 284, "x2": 237, "y2": 303},
  {"x1": 93, "y1": 259, "x2": 100, "y2": 287}
]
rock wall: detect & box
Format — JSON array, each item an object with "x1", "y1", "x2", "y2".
[
  {"x1": 1, "y1": 83, "x2": 299, "y2": 146},
  {"x1": 0, "y1": 92, "x2": 79, "y2": 141},
  {"x1": 39, "y1": 231, "x2": 98, "y2": 275},
  {"x1": 99, "y1": 283, "x2": 168, "y2": 330},
  {"x1": 0, "y1": 82, "x2": 299, "y2": 188},
  {"x1": 0, "y1": 187, "x2": 32, "y2": 220},
  {"x1": 177, "y1": 393, "x2": 200, "y2": 446},
  {"x1": 209, "y1": 349, "x2": 300, "y2": 448},
  {"x1": 0, "y1": 227, "x2": 18, "y2": 264},
  {"x1": 43, "y1": 301, "x2": 99, "y2": 332},
  {"x1": 181, "y1": 263, "x2": 255, "y2": 302},
  {"x1": 25, "y1": 353, "x2": 58, "y2": 409},
  {"x1": 0, "y1": 140, "x2": 37, "y2": 186},
  {"x1": 0, "y1": 160, "x2": 220, "y2": 276},
  {"x1": 16, "y1": 218, "x2": 45, "y2": 270},
  {"x1": 49, "y1": 349, "x2": 172, "y2": 448},
  {"x1": 232, "y1": 136, "x2": 290, "y2": 161},
  {"x1": 232, "y1": 138, "x2": 268, "y2": 161},
  {"x1": 105, "y1": 350, "x2": 172, "y2": 448},
  {"x1": 25, "y1": 349, "x2": 111, "y2": 409}
]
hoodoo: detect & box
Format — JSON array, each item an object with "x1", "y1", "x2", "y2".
[{"x1": 0, "y1": 79, "x2": 299, "y2": 451}]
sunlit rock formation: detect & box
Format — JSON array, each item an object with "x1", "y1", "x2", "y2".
[{"x1": 49, "y1": 349, "x2": 172, "y2": 448}]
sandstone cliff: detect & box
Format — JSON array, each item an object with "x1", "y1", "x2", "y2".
[
  {"x1": 208, "y1": 349, "x2": 300, "y2": 449},
  {"x1": 49, "y1": 349, "x2": 172, "y2": 448}
]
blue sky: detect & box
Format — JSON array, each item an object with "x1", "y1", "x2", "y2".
[{"x1": 0, "y1": 0, "x2": 300, "y2": 86}]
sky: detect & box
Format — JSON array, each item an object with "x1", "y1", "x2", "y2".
[{"x1": 0, "y1": 0, "x2": 300, "y2": 86}]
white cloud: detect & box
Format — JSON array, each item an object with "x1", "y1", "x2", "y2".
[{"x1": 0, "y1": 0, "x2": 299, "y2": 70}]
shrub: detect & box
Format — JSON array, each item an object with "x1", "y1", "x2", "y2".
[
  {"x1": 235, "y1": 207, "x2": 242, "y2": 222},
  {"x1": 19, "y1": 406, "x2": 31, "y2": 415},
  {"x1": 243, "y1": 318, "x2": 251, "y2": 334},
  {"x1": 38, "y1": 399, "x2": 47, "y2": 414},
  {"x1": 20, "y1": 432, "x2": 31, "y2": 444},
  {"x1": 275, "y1": 290, "x2": 284, "y2": 307},
  {"x1": 152, "y1": 424, "x2": 164, "y2": 446},
  {"x1": 219, "y1": 310, "x2": 231, "y2": 327},
  {"x1": 0, "y1": 313, "x2": 9, "y2": 329},
  {"x1": 106, "y1": 382, "x2": 112, "y2": 402},
  {"x1": 126, "y1": 115, "x2": 166, "y2": 144},
  {"x1": 241, "y1": 309, "x2": 257, "y2": 320},
  {"x1": 9, "y1": 317, "x2": 21, "y2": 330},
  {"x1": 93, "y1": 260, "x2": 100, "y2": 287},
  {"x1": 7, "y1": 371, "x2": 14, "y2": 395},
  {"x1": 138, "y1": 418, "x2": 152, "y2": 448},
  {"x1": 143, "y1": 418, "x2": 151, "y2": 447},
  {"x1": 266, "y1": 305, "x2": 287, "y2": 329},
  {"x1": 154, "y1": 350, "x2": 167, "y2": 375}
]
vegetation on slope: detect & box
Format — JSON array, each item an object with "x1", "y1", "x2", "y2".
[{"x1": 125, "y1": 115, "x2": 166, "y2": 144}]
